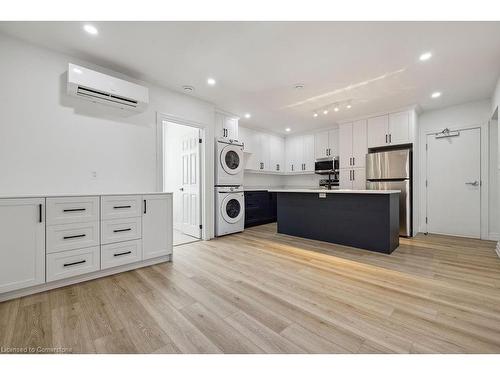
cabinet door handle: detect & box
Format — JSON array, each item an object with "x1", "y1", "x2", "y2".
[
  {"x1": 113, "y1": 228, "x2": 132, "y2": 233},
  {"x1": 353, "y1": 170, "x2": 355, "y2": 181},
  {"x1": 353, "y1": 157, "x2": 355, "y2": 166},
  {"x1": 63, "y1": 234, "x2": 86, "y2": 240},
  {"x1": 114, "y1": 251, "x2": 132, "y2": 257},
  {"x1": 385, "y1": 134, "x2": 388, "y2": 144},
  {"x1": 291, "y1": 164, "x2": 294, "y2": 171},
  {"x1": 63, "y1": 208, "x2": 86, "y2": 212},
  {"x1": 63, "y1": 260, "x2": 86, "y2": 267},
  {"x1": 143, "y1": 200, "x2": 147, "y2": 214},
  {"x1": 389, "y1": 134, "x2": 392, "y2": 143},
  {"x1": 39, "y1": 204, "x2": 43, "y2": 223},
  {"x1": 113, "y1": 205, "x2": 131, "y2": 209}
]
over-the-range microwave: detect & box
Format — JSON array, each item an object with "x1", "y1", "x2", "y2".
[{"x1": 314, "y1": 157, "x2": 339, "y2": 175}]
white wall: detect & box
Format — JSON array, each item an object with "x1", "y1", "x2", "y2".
[
  {"x1": 489, "y1": 118, "x2": 498, "y2": 240},
  {"x1": 0, "y1": 33, "x2": 217, "y2": 238},
  {"x1": 490, "y1": 76, "x2": 500, "y2": 253},
  {"x1": 243, "y1": 173, "x2": 284, "y2": 188},
  {"x1": 417, "y1": 99, "x2": 492, "y2": 238}
]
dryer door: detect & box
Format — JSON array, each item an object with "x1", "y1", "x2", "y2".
[
  {"x1": 220, "y1": 144, "x2": 243, "y2": 175},
  {"x1": 221, "y1": 193, "x2": 244, "y2": 224}
]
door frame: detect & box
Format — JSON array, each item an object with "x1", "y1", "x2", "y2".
[
  {"x1": 423, "y1": 124, "x2": 489, "y2": 239},
  {"x1": 156, "y1": 112, "x2": 207, "y2": 240}
]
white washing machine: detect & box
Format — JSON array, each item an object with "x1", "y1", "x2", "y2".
[
  {"x1": 215, "y1": 139, "x2": 244, "y2": 186},
  {"x1": 215, "y1": 186, "x2": 245, "y2": 236}
]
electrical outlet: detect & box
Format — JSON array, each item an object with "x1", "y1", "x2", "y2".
[{"x1": 91, "y1": 171, "x2": 97, "y2": 179}]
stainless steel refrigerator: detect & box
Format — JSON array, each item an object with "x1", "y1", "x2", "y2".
[{"x1": 366, "y1": 149, "x2": 412, "y2": 237}]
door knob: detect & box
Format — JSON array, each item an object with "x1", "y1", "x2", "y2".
[{"x1": 465, "y1": 181, "x2": 479, "y2": 186}]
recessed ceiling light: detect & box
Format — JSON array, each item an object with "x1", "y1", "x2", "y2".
[
  {"x1": 333, "y1": 107, "x2": 339, "y2": 112},
  {"x1": 419, "y1": 52, "x2": 432, "y2": 61},
  {"x1": 294, "y1": 83, "x2": 304, "y2": 90},
  {"x1": 72, "y1": 67, "x2": 82, "y2": 74},
  {"x1": 431, "y1": 91, "x2": 442, "y2": 98},
  {"x1": 346, "y1": 104, "x2": 352, "y2": 109},
  {"x1": 182, "y1": 85, "x2": 195, "y2": 93},
  {"x1": 83, "y1": 24, "x2": 98, "y2": 35},
  {"x1": 285, "y1": 128, "x2": 291, "y2": 132},
  {"x1": 207, "y1": 78, "x2": 216, "y2": 86},
  {"x1": 313, "y1": 113, "x2": 318, "y2": 118},
  {"x1": 244, "y1": 113, "x2": 251, "y2": 119},
  {"x1": 323, "y1": 110, "x2": 329, "y2": 115}
]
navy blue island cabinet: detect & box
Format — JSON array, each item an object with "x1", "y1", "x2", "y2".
[{"x1": 270, "y1": 189, "x2": 400, "y2": 254}]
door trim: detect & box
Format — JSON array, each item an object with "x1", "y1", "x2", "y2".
[
  {"x1": 423, "y1": 124, "x2": 486, "y2": 238},
  {"x1": 156, "y1": 112, "x2": 206, "y2": 240}
]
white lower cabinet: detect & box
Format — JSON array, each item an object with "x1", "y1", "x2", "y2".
[
  {"x1": 101, "y1": 240, "x2": 142, "y2": 270},
  {"x1": 143, "y1": 194, "x2": 173, "y2": 260},
  {"x1": 0, "y1": 198, "x2": 45, "y2": 294},
  {"x1": 46, "y1": 246, "x2": 100, "y2": 282},
  {"x1": 0, "y1": 193, "x2": 172, "y2": 301}
]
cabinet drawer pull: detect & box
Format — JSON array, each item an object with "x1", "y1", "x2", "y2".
[
  {"x1": 63, "y1": 208, "x2": 86, "y2": 212},
  {"x1": 144, "y1": 200, "x2": 147, "y2": 214},
  {"x1": 63, "y1": 234, "x2": 86, "y2": 240},
  {"x1": 113, "y1": 228, "x2": 132, "y2": 233},
  {"x1": 63, "y1": 260, "x2": 86, "y2": 267},
  {"x1": 114, "y1": 251, "x2": 132, "y2": 257},
  {"x1": 113, "y1": 205, "x2": 131, "y2": 209}
]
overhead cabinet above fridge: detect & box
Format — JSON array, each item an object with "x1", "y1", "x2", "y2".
[{"x1": 367, "y1": 110, "x2": 416, "y2": 148}]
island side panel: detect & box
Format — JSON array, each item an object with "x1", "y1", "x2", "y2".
[{"x1": 276, "y1": 193, "x2": 399, "y2": 254}]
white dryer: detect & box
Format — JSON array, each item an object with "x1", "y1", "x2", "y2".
[
  {"x1": 215, "y1": 186, "x2": 245, "y2": 236},
  {"x1": 215, "y1": 139, "x2": 244, "y2": 186}
]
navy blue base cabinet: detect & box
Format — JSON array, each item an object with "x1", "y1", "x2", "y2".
[{"x1": 244, "y1": 191, "x2": 277, "y2": 228}]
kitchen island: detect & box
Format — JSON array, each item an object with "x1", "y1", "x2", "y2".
[{"x1": 268, "y1": 189, "x2": 400, "y2": 254}]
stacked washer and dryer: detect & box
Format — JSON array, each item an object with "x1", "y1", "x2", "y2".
[{"x1": 215, "y1": 138, "x2": 245, "y2": 236}]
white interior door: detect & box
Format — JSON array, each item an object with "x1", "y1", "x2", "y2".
[
  {"x1": 426, "y1": 127, "x2": 481, "y2": 238},
  {"x1": 181, "y1": 132, "x2": 201, "y2": 238}
]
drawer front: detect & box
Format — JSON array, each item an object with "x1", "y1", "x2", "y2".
[
  {"x1": 46, "y1": 196, "x2": 99, "y2": 225},
  {"x1": 46, "y1": 246, "x2": 100, "y2": 282},
  {"x1": 101, "y1": 195, "x2": 142, "y2": 220},
  {"x1": 101, "y1": 240, "x2": 142, "y2": 270},
  {"x1": 46, "y1": 221, "x2": 100, "y2": 253},
  {"x1": 101, "y1": 217, "x2": 141, "y2": 244}
]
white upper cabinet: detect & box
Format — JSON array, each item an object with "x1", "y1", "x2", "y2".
[
  {"x1": 367, "y1": 110, "x2": 414, "y2": 148},
  {"x1": 286, "y1": 134, "x2": 315, "y2": 173},
  {"x1": 367, "y1": 115, "x2": 389, "y2": 148},
  {"x1": 352, "y1": 120, "x2": 368, "y2": 168},
  {"x1": 0, "y1": 198, "x2": 45, "y2": 294},
  {"x1": 314, "y1": 130, "x2": 330, "y2": 159},
  {"x1": 388, "y1": 111, "x2": 410, "y2": 145},
  {"x1": 302, "y1": 134, "x2": 315, "y2": 172},
  {"x1": 339, "y1": 123, "x2": 353, "y2": 169},
  {"x1": 269, "y1": 135, "x2": 285, "y2": 172},
  {"x1": 314, "y1": 129, "x2": 339, "y2": 159},
  {"x1": 215, "y1": 112, "x2": 239, "y2": 140}
]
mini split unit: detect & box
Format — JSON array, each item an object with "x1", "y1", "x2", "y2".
[{"x1": 67, "y1": 63, "x2": 149, "y2": 112}]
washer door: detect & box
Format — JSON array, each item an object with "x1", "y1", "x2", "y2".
[
  {"x1": 220, "y1": 144, "x2": 243, "y2": 175},
  {"x1": 221, "y1": 194, "x2": 244, "y2": 223}
]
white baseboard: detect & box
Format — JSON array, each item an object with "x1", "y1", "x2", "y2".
[
  {"x1": 0, "y1": 254, "x2": 172, "y2": 303},
  {"x1": 489, "y1": 233, "x2": 500, "y2": 241}
]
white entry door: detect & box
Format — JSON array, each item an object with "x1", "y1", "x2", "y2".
[
  {"x1": 181, "y1": 132, "x2": 201, "y2": 238},
  {"x1": 426, "y1": 127, "x2": 481, "y2": 238}
]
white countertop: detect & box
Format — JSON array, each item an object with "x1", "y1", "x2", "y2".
[
  {"x1": 0, "y1": 192, "x2": 173, "y2": 199},
  {"x1": 268, "y1": 188, "x2": 400, "y2": 194}
]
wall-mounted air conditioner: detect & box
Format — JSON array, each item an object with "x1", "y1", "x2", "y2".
[{"x1": 67, "y1": 63, "x2": 149, "y2": 112}]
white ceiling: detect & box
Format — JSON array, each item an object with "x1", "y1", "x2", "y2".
[{"x1": 1, "y1": 21, "x2": 500, "y2": 134}]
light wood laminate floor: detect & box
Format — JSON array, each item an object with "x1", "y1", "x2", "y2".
[{"x1": 1, "y1": 223, "x2": 500, "y2": 353}]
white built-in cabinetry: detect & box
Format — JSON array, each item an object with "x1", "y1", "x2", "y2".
[
  {"x1": 314, "y1": 129, "x2": 339, "y2": 159},
  {"x1": 286, "y1": 134, "x2": 315, "y2": 173},
  {"x1": 215, "y1": 111, "x2": 239, "y2": 140},
  {"x1": 0, "y1": 198, "x2": 45, "y2": 294},
  {"x1": 0, "y1": 193, "x2": 172, "y2": 301},
  {"x1": 240, "y1": 127, "x2": 287, "y2": 173},
  {"x1": 339, "y1": 120, "x2": 367, "y2": 189},
  {"x1": 367, "y1": 111, "x2": 414, "y2": 148}
]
